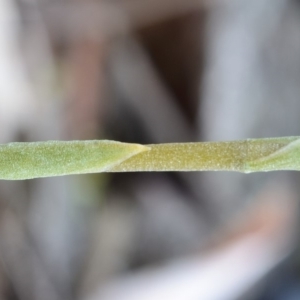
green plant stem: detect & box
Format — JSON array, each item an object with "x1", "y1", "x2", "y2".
[
  {"x1": 0, "y1": 140, "x2": 149, "y2": 180},
  {"x1": 0, "y1": 137, "x2": 300, "y2": 180},
  {"x1": 110, "y1": 136, "x2": 300, "y2": 173}
]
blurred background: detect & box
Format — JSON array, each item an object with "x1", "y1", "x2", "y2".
[{"x1": 1, "y1": 0, "x2": 300, "y2": 299}]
